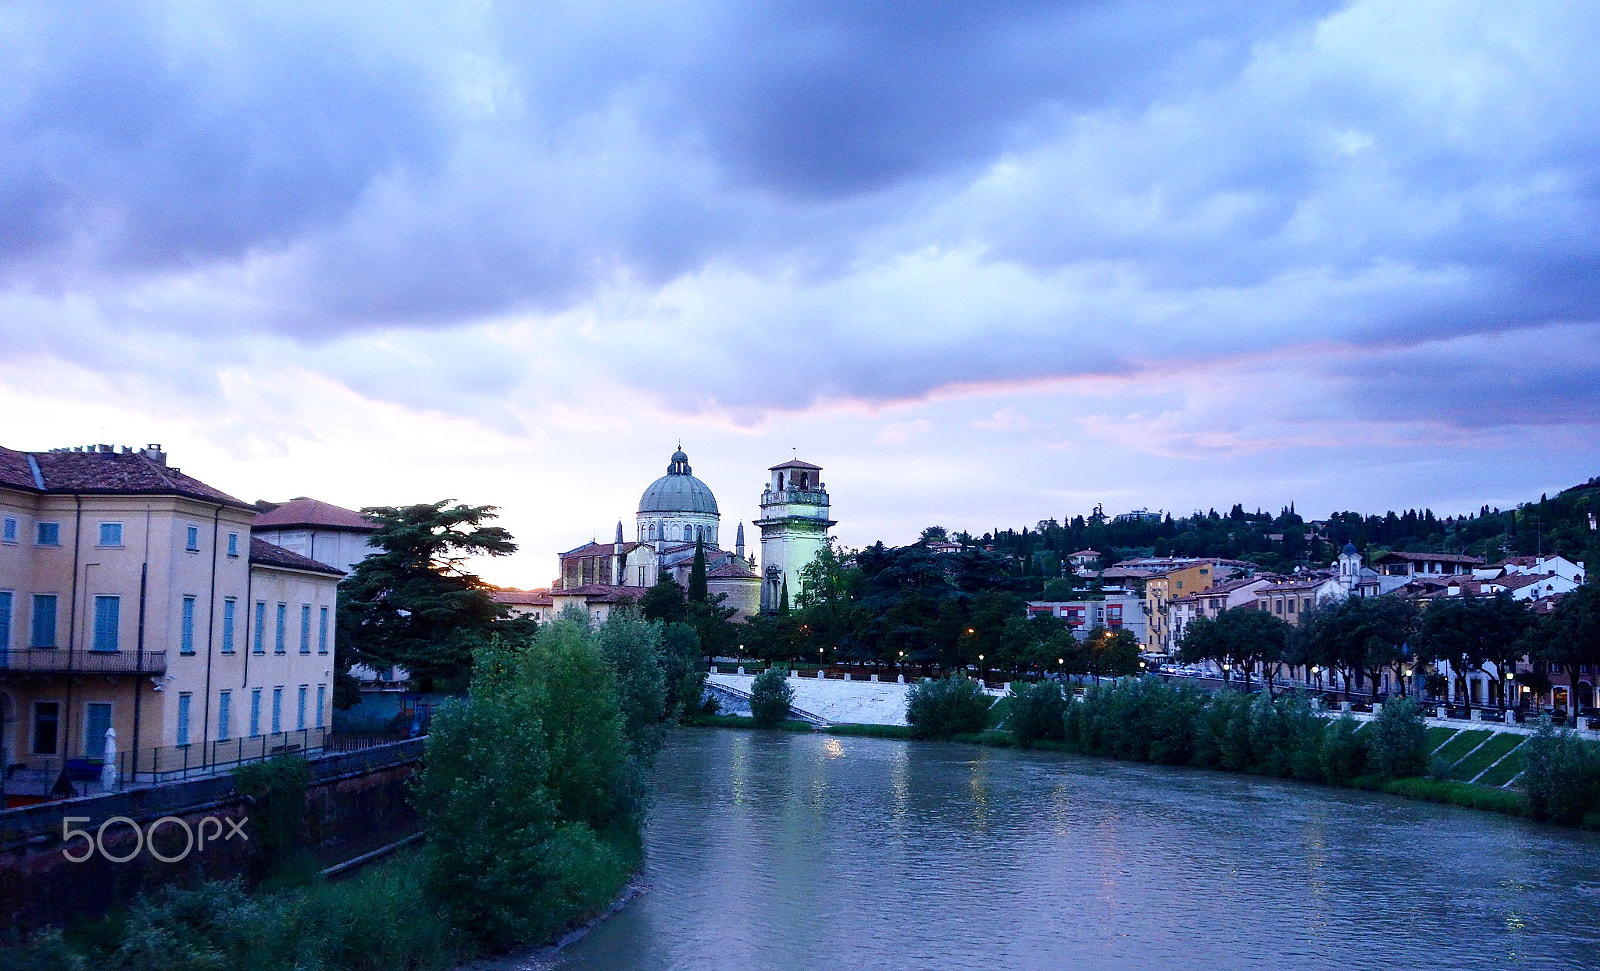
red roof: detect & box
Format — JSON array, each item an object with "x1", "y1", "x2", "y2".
[
  {"x1": 768, "y1": 458, "x2": 822, "y2": 471},
  {"x1": 708, "y1": 560, "x2": 757, "y2": 579},
  {"x1": 252, "y1": 497, "x2": 376, "y2": 532},
  {"x1": 492, "y1": 588, "x2": 554, "y2": 606},
  {"x1": 0, "y1": 445, "x2": 253, "y2": 510},
  {"x1": 1374, "y1": 551, "x2": 1486, "y2": 565},
  {"x1": 552, "y1": 584, "x2": 635, "y2": 602},
  {"x1": 249, "y1": 537, "x2": 345, "y2": 576}
]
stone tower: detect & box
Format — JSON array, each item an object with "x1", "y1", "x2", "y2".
[{"x1": 756, "y1": 458, "x2": 835, "y2": 612}]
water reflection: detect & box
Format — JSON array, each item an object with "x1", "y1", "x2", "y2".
[{"x1": 545, "y1": 730, "x2": 1600, "y2": 971}]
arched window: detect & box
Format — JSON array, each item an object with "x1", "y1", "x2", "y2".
[
  {"x1": 776, "y1": 473, "x2": 784, "y2": 491},
  {"x1": 799, "y1": 472, "x2": 809, "y2": 489},
  {"x1": 696, "y1": 526, "x2": 704, "y2": 542},
  {"x1": 683, "y1": 525, "x2": 693, "y2": 541}
]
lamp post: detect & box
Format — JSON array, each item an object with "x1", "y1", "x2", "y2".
[
  {"x1": 1222, "y1": 662, "x2": 1232, "y2": 689},
  {"x1": 978, "y1": 654, "x2": 985, "y2": 685}
]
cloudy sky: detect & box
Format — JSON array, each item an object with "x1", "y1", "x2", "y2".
[{"x1": 3, "y1": 1, "x2": 1598, "y2": 585}]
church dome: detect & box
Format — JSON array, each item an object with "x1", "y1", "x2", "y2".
[{"x1": 638, "y1": 449, "x2": 720, "y2": 516}]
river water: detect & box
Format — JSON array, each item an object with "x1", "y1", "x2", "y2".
[{"x1": 540, "y1": 728, "x2": 1600, "y2": 971}]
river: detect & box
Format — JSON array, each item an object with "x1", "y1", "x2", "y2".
[{"x1": 534, "y1": 728, "x2": 1600, "y2": 970}]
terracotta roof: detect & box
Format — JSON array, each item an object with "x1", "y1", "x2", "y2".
[
  {"x1": 708, "y1": 560, "x2": 757, "y2": 579},
  {"x1": 552, "y1": 583, "x2": 635, "y2": 602},
  {"x1": 492, "y1": 588, "x2": 554, "y2": 606},
  {"x1": 1374, "y1": 551, "x2": 1486, "y2": 565},
  {"x1": 560, "y1": 541, "x2": 642, "y2": 558},
  {"x1": 1498, "y1": 572, "x2": 1557, "y2": 591},
  {"x1": 249, "y1": 537, "x2": 345, "y2": 576},
  {"x1": 0, "y1": 445, "x2": 254, "y2": 510},
  {"x1": 768, "y1": 458, "x2": 822, "y2": 471},
  {"x1": 252, "y1": 497, "x2": 377, "y2": 532}
]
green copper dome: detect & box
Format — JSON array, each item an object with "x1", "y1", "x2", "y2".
[{"x1": 638, "y1": 449, "x2": 720, "y2": 515}]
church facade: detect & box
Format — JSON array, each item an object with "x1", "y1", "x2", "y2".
[{"x1": 513, "y1": 447, "x2": 835, "y2": 622}]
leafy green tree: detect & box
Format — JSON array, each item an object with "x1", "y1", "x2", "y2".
[
  {"x1": 595, "y1": 608, "x2": 668, "y2": 760},
  {"x1": 1006, "y1": 679, "x2": 1067, "y2": 746},
  {"x1": 1179, "y1": 608, "x2": 1290, "y2": 691},
  {"x1": 1521, "y1": 719, "x2": 1600, "y2": 824},
  {"x1": 905, "y1": 675, "x2": 993, "y2": 739},
  {"x1": 1416, "y1": 593, "x2": 1536, "y2": 711},
  {"x1": 749, "y1": 668, "x2": 795, "y2": 727},
  {"x1": 661, "y1": 622, "x2": 708, "y2": 721},
  {"x1": 1367, "y1": 696, "x2": 1427, "y2": 778},
  {"x1": 337, "y1": 501, "x2": 516, "y2": 694},
  {"x1": 1533, "y1": 581, "x2": 1600, "y2": 713},
  {"x1": 1083, "y1": 626, "x2": 1141, "y2": 678},
  {"x1": 637, "y1": 571, "x2": 688, "y2": 625}
]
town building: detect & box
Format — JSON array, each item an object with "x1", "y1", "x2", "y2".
[
  {"x1": 1371, "y1": 551, "x2": 1486, "y2": 577},
  {"x1": 1, "y1": 444, "x2": 339, "y2": 804},
  {"x1": 1143, "y1": 560, "x2": 1251, "y2": 655},
  {"x1": 250, "y1": 497, "x2": 378, "y2": 574},
  {"x1": 1025, "y1": 594, "x2": 1148, "y2": 645},
  {"x1": 1168, "y1": 576, "x2": 1275, "y2": 647}
]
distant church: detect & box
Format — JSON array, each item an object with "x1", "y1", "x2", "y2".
[{"x1": 521, "y1": 447, "x2": 833, "y2": 621}]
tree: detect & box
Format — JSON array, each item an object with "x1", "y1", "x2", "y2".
[
  {"x1": 1083, "y1": 626, "x2": 1141, "y2": 679},
  {"x1": 1534, "y1": 581, "x2": 1600, "y2": 713},
  {"x1": 1178, "y1": 608, "x2": 1291, "y2": 692},
  {"x1": 1416, "y1": 593, "x2": 1536, "y2": 711},
  {"x1": 637, "y1": 571, "x2": 688, "y2": 625},
  {"x1": 687, "y1": 539, "x2": 708, "y2": 603},
  {"x1": 1006, "y1": 679, "x2": 1067, "y2": 746},
  {"x1": 749, "y1": 668, "x2": 794, "y2": 727},
  {"x1": 1305, "y1": 596, "x2": 1419, "y2": 699},
  {"x1": 1366, "y1": 696, "x2": 1427, "y2": 778},
  {"x1": 595, "y1": 608, "x2": 668, "y2": 760},
  {"x1": 906, "y1": 675, "x2": 992, "y2": 739},
  {"x1": 338, "y1": 501, "x2": 516, "y2": 694}
]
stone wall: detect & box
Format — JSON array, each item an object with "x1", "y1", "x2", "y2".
[{"x1": 0, "y1": 739, "x2": 423, "y2": 933}]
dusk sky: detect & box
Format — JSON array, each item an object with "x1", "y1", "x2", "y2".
[{"x1": 3, "y1": 1, "x2": 1598, "y2": 586}]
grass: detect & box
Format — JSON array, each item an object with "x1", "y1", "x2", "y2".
[
  {"x1": 1382, "y1": 777, "x2": 1528, "y2": 817},
  {"x1": 1429, "y1": 729, "x2": 1494, "y2": 766},
  {"x1": 1424, "y1": 726, "x2": 1459, "y2": 751},
  {"x1": 687, "y1": 714, "x2": 815, "y2": 732},
  {"x1": 1477, "y1": 747, "x2": 1528, "y2": 788},
  {"x1": 1448, "y1": 733, "x2": 1526, "y2": 782}
]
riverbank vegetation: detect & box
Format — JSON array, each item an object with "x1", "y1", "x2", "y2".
[{"x1": 5, "y1": 608, "x2": 685, "y2": 970}]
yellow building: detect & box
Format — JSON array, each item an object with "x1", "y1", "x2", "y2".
[
  {"x1": 1, "y1": 444, "x2": 340, "y2": 804},
  {"x1": 1143, "y1": 561, "x2": 1218, "y2": 655}
]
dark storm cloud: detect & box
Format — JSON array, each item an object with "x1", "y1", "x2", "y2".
[{"x1": 2, "y1": 0, "x2": 1599, "y2": 444}]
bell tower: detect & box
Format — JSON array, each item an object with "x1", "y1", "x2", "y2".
[{"x1": 756, "y1": 458, "x2": 835, "y2": 612}]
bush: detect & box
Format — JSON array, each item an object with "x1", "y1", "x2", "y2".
[
  {"x1": 1006, "y1": 680, "x2": 1067, "y2": 746},
  {"x1": 749, "y1": 668, "x2": 795, "y2": 727},
  {"x1": 1320, "y1": 715, "x2": 1368, "y2": 785},
  {"x1": 231, "y1": 755, "x2": 311, "y2": 886},
  {"x1": 1367, "y1": 698, "x2": 1428, "y2": 779},
  {"x1": 1062, "y1": 677, "x2": 1203, "y2": 764},
  {"x1": 906, "y1": 675, "x2": 993, "y2": 739},
  {"x1": 1521, "y1": 720, "x2": 1600, "y2": 825}
]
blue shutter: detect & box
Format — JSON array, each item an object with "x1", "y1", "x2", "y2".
[
  {"x1": 254, "y1": 601, "x2": 266, "y2": 653},
  {"x1": 0, "y1": 591, "x2": 11, "y2": 651},
  {"x1": 180, "y1": 596, "x2": 195, "y2": 654},
  {"x1": 222, "y1": 600, "x2": 235, "y2": 653},
  {"x1": 250, "y1": 689, "x2": 262, "y2": 736},
  {"x1": 84, "y1": 703, "x2": 112, "y2": 759},
  {"x1": 177, "y1": 693, "x2": 191, "y2": 746},
  {"x1": 31, "y1": 594, "x2": 56, "y2": 647},
  {"x1": 93, "y1": 596, "x2": 119, "y2": 651},
  {"x1": 316, "y1": 686, "x2": 326, "y2": 728},
  {"x1": 318, "y1": 607, "x2": 328, "y2": 654},
  {"x1": 218, "y1": 691, "x2": 231, "y2": 741},
  {"x1": 300, "y1": 605, "x2": 311, "y2": 653},
  {"x1": 297, "y1": 686, "x2": 307, "y2": 730},
  {"x1": 272, "y1": 688, "x2": 282, "y2": 734}
]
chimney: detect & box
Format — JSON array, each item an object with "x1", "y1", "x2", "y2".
[{"x1": 141, "y1": 444, "x2": 167, "y2": 465}]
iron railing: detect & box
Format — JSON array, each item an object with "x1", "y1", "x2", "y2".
[
  {"x1": 114, "y1": 727, "x2": 330, "y2": 784},
  {"x1": 0, "y1": 648, "x2": 168, "y2": 675}
]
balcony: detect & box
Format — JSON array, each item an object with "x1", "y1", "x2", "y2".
[{"x1": 0, "y1": 648, "x2": 168, "y2": 676}]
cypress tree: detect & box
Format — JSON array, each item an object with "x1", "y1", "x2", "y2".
[
  {"x1": 688, "y1": 538, "x2": 708, "y2": 602},
  {"x1": 778, "y1": 577, "x2": 790, "y2": 615}
]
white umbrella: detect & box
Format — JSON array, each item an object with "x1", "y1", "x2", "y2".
[{"x1": 100, "y1": 728, "x2": 118, "y2": 790}]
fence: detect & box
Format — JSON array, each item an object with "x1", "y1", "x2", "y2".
[
  {"x1": 0, "y1": 647, "x2": 168, "y2": 674},
  {"x1": 114, "y1": 727, "x2": 331, "y2": 784}
]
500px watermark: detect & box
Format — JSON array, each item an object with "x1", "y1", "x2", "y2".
[{"x1": 62, "y1": 815, "x2": 248, "y2": 863}]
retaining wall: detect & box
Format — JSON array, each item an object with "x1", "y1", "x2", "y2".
[{"x1": 0, "y1": 739, "x2": 424, "y2": 932}]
